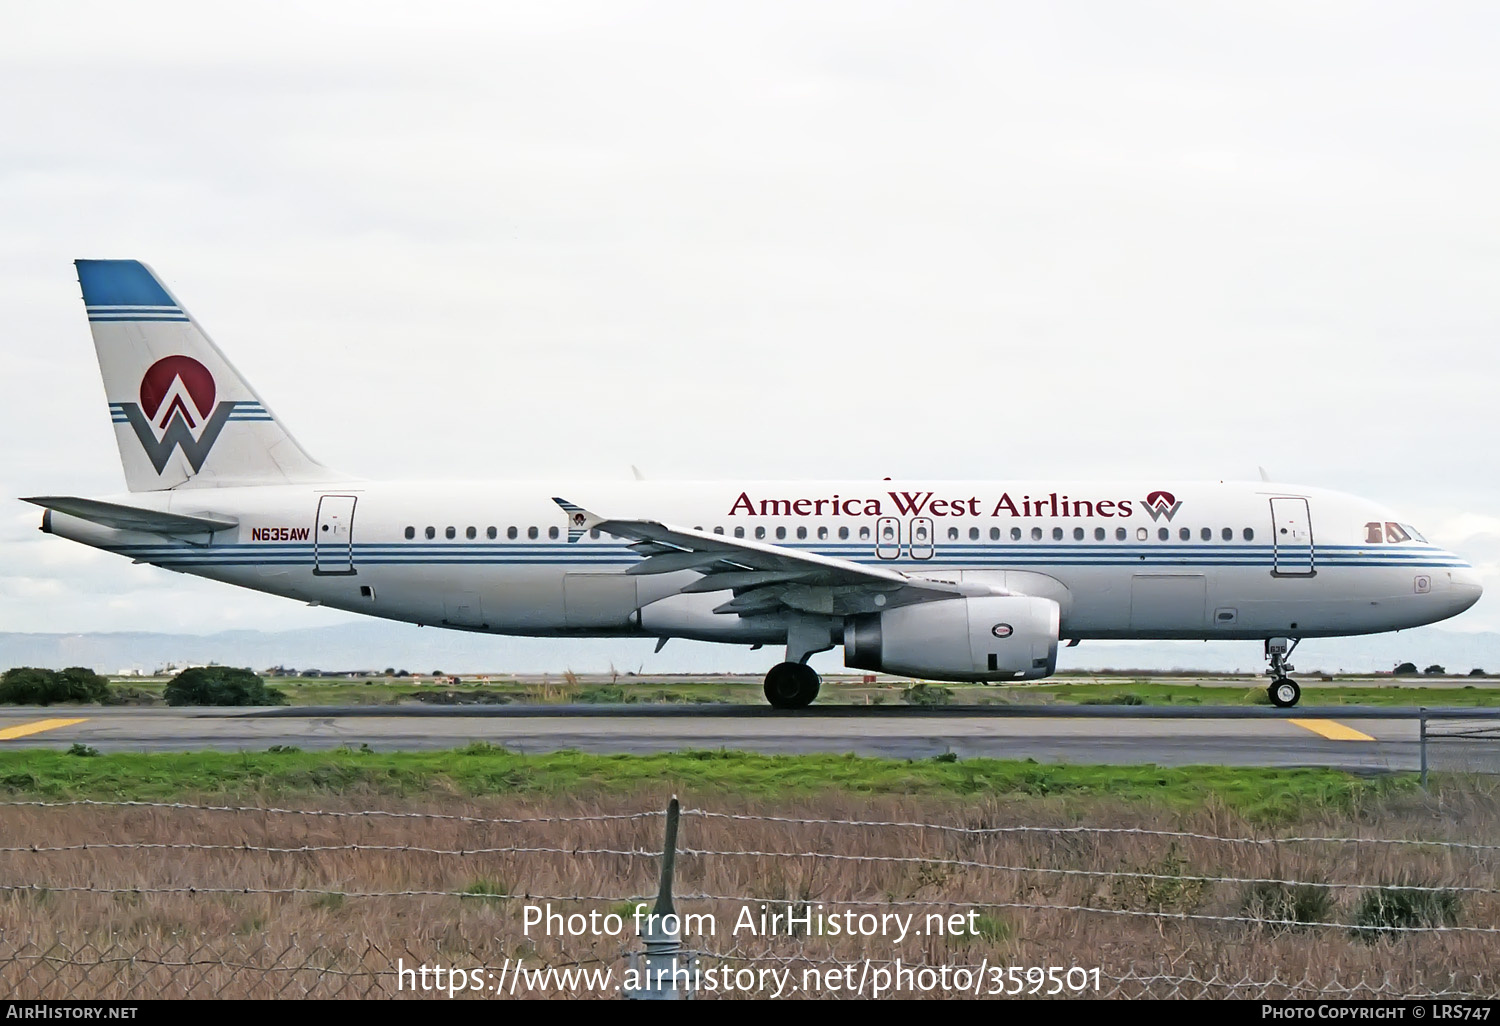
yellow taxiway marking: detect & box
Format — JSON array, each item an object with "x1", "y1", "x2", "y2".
[
  {"x1": 0, "y1": 718, "x2": 88, "y2": 741},
  {"x1": 1289, "y1": 719, "x2": 1375, "y2": 742}
]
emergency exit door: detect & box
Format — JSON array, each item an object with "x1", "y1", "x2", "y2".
[
  {"x1": 1269, "y1": 497, "x2": 1314, "y2": 576},
  {"x1": 314, "y1": 495, "x2": 357, "y2": 575}
]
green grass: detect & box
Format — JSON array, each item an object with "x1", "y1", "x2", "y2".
[
  {"x1": 82, "y1": 676, "x2": 1500, "y2": 709},
  {"x1": 0, "y1": 746, "x2": 1414, "y2": 823}
]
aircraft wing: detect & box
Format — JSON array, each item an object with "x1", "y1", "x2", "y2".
[
  {"x1": 23, "y1": 496, "x2": 238, "y2": 535},
  {"x1": 553, "y1": 497, "x2": 999, "y2": 617}
]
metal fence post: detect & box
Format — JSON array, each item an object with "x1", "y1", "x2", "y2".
[
  {"x1": 625, "y1": 796, "x2": 692, "y2": 1000},
  {"x1": 1419, "y1": 708, "x2": 1428, "y2": 791}
]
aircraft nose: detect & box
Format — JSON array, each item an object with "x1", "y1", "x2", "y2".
[{"x1": 1449, "y1": 564, "x2": 1484, "y2": 615}]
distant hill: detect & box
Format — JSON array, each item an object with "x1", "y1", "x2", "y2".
[{"x1": 0, "y1": 622, "x2": 1494, "y2": 676}]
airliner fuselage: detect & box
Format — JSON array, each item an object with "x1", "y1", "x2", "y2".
[
  {"x1": 26, "y1": 260, "x2": 1486, "y2": 710},
  {"x1": 44, "y1": 478, "x2": 1479, "y2": 642}
]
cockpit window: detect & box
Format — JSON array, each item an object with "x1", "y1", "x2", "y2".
[
  {"x1": 1365, "y1": 522, "x2": 1384, "y2": 544},
  {"x1": 1384, "y1": 522, "x2": 1410, "y2": 544},
  {"x1": 1400, "y1": 523, "x2": 1427, "y2": 543}
]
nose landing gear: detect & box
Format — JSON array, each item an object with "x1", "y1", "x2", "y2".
[{"x1": 1265, "y1": 637, "x2": 1302, "y2": 708}]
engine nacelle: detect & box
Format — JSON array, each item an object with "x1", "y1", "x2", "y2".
[{"x1": 844, "y1": 595, "x2": 1060, "y2": 682}]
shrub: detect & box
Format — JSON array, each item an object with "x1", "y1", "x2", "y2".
[
  {"x1": 903, "y1": 683, "x2": 953, "y2": 707},
  {"x1": 1352, "y1": 886, "x2": 1461, "y2": 939},
  {"x1": 1470, "y1": 668, "x2": 1487, "y2": 677},
  {"x1": 1240, "y1": 882, "x2": 1335, "y2": 933},
  {"x1": 66, "y1": 743, "x2": 101, "y2": 758},
  {"x1": 0, "y1": 667, "x2": 110, "y2": 705},
  {"x1": 1423, "y1": 664, "x2": 1446, "y2": 676},
  {"x1": 1393, "y1": 662, "x2": 1418, "y2": 675},
  {"x1": 103, "y1": 686, "x2": 158, "y2": 706},
  {"x1": 163, "y1": 667, "x2": 286, "y2": 707}
]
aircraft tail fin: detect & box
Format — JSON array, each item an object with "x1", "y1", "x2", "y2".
[{"x1": 76, "y1": 259, "x2": 340, "y2": 491}]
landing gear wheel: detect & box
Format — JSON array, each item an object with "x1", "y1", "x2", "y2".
[
  {"x1": 1269, "y1": 678, "x2": 1301, "y2": 709},
  {"x1": 764, "y1": 662, "x2": 820, "y2": 710}
]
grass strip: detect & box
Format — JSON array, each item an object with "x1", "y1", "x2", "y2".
[{"x1": 0, "y1": 746, "x2": 1414, "y2": 823}]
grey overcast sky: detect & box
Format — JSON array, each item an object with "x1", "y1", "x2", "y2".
[{"x1": 2, "y1": 2, "x2": 1497, "y2": 643}]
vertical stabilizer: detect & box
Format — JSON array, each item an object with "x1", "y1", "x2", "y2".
[{"x1": 76, "y1": 260, "x2": 339, "y2": 491}]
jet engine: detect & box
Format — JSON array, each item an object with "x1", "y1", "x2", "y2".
[{"x1": 844, "y1": 595, "x2": 1060, "y2": 682}]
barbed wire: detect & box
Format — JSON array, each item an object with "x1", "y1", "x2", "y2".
[
  {"x1": 0, "y1": 799, "x2": 663, "y2": 826},
  {"x1": 4, "y1": 842, "x2": 659, "y2": 859},
  {"x1": 681, "y1": 809, "x2": 1500, "y2": 851},
  {"x1": 672, "y1": 893, "x2": 1500, "y2": 934},
  {"x1": 675, "y1": 846, "x2": 1500, "y2": 894},
  {"x1": 0, "y1": 883, "x2": 645, "y2": 901}
]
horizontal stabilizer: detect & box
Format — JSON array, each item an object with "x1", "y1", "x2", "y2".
[{"x1": 24, "y1": 496, "x2": 237, "y2": 535}]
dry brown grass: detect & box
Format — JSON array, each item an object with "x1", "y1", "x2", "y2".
[{"x1": 2, "y1": 785, "x2": 1497, "y2": 999}]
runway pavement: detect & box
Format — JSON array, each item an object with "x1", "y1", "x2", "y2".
[{"x1": 1, "y1": 704, "x2": 1496, "y2": 772}]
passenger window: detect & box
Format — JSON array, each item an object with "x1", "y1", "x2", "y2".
[
  {"x1": 466, "y1": 526, "x2": 477, "y2": 540},
  {"x1": 1116, "y1": 527, "x2": 1127, "y2": 541},
  {"x1": 1179, "y1": 527, "x2": 1190, "y2": 541},
  {"x1": 755, "y1": 527, "x2": 766, "y2": 539},
  {"x1": 445, "y1": 526, "x2": 456, "y2": 540},
  {"x1": 1050, "y1": 527, "x2": 1061, "y2": 541},
  {"x1": 1137, "y1": 528, "x2": 1148, "y2": 541},
  {"x1": 1073, "y1": 527, "x2": 1085, "y2": 541},
  {"x1": 425, "y1": 526, "x2": 436, "y2": 539},
  {"x1": 969, "y1": 527, "x2": 980, "y2": 541},
  {"x1": 1243, "y1": 528, "x2": 1254, "y2": 541},
  {"x1": 404, "y1": 526, "x2": 415, "y2": 540},
  {"x1": 775, "y1": 526, "x2": 786, "y2": 540},
  {"x1": 527, "y1": 526, "x2": 538, "y2": 540},
  {"x1": 590, "y1": 528, "x2": 601, "y2": 539},
  {"x1": 817, "y1": 526, "x2": 828, "y2": 540},
  {"x1": 548, "y1": 526, "x2": 559, "y2": 540},
  {"x1": 507, "y1": 526, "x2": 518, "y2": 540},
  {"x1": 1221, "y1": 527, "x2": 1232, "y2": 541},
  {"x1": 735, "y1": 527, "x2": 745, "y2": 538},
  {"x1": 713, "y1": 526, "x2": 724, "y2": 535},
  {"x1": 991, "y1": 527, "x2": 1001, "y2": 541},
  {"x1": 487, "y1": 527, "x2": 497, "y2": 540},
  {"x1": 797, "y1": 526, "x2": 807, "y2": 540},
  {"x1": 948, "y1": 527, "x2": 960, "y2": 541},
  {"x1": 1158, "y1": 527, "x2": 1169, "y2": 541},
  {"x1": 1011, "y1": 527, "x2": 1021, "y2": 541},
  {"x1": 1365, "y1": 522, "x2": 1384, "y2": 544},
  {"x1": 1094, "y1": 527, "x2": 1105, "y2": 541},
  {"x1": 1031, "y1": 527, "x2": 1043, "y2": 541},
  {"x1": 859, "y1": 526, "x2": 870, "y2": 540},
  {"x1": 839, "y1": 527, "x2": 850, "y2": 540},
  {"x1": 1385, "y1": 522, "x2": 1410, "y2": 543},
  {"x1": 1201, "y1": 528, "x2": 1211, "y2": 541}
]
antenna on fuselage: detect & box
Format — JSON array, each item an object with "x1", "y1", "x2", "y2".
[{"x1": 1258, "y1": 466, "x2": 1271, "y2": 482}]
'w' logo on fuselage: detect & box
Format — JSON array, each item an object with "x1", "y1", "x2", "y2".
[
  {"x1": 108, "y1": 356, "x2": 255, "y2": 475},
  {"x1": 1143, "y1": 490, "x2": 1183, "y2": 522}
]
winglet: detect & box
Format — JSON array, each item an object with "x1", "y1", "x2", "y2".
[{"x1": 552, "y1": 497, "x2": 603, "y2": 543}]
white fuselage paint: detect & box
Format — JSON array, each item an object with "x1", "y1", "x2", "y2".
[{"x1": 44, "y1": 479, "x2": 1483, "y2": 656}]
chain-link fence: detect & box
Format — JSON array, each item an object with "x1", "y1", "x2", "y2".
[{"x1": 3, "y1": 796, "x2": 1497, "y2": 999}]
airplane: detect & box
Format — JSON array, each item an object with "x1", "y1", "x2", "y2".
[{"x1": 23, "y1": 260, "x2": 1485, "y2": 710}]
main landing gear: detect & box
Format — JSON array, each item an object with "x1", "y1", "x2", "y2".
[
  {"x1": 763, "y1": 618, "x2": 834, "y2": 710},
  {"x1": 764, "y1": 662, "x2": 820, "y2": 710},
  {"x1": 1265, "y1": 637, "x2": 1302, "y2": 708}
]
